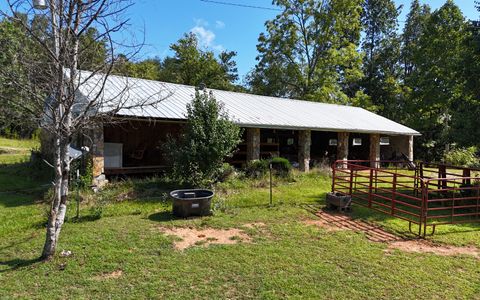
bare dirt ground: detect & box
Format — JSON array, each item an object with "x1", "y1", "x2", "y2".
[
  {"x1": 160, "y1": 227, "x2": 251, "y2": 250},
  {"x1": 305, "y1": 210, "x2": 480, "y2": 257}
]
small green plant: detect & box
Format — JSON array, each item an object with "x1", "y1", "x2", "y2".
[
  {"x1": 270, "y1": 157, "x2": 292, "y2": 178},
  {"x1": 245, "y1": 158, "x2": 292, "y2": 179},
  {"x1": 245, "y1": 160, "x2": 269, "y2": 178},
  {"x1": 443, "y1": 146, "x2": 479, "y2": 167},
  {"x1": 165, "y1": 90, "x2": 242, "y2": 187},
  {"x1": 217, "y1": 163, "x2": 236, "y2": 182}
]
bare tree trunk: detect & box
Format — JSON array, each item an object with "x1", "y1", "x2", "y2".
[
  {"x1": 41, "y1": 129, "x2": 71, "y2": 260},
  {"x1": 41, "y1": 132, "x2": 63, "y2": 259},
  {"x1": 1, "y1": 0, "x2": 154, "y2": 260}
]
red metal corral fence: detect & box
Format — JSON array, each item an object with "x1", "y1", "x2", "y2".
[{"x1": 331, "y1": 160, "x2": 480, "y2": 237}]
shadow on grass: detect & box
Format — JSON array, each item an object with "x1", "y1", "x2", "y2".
[
  {"x1": 0, "y1": 257, "x2": 42, "y2": 273},
  {"x1": 148, "y1": 211, "x2": 179, "y2": 222},
  {"x1": 0, "y1": 161, "x2": 52, "y2": 208}
]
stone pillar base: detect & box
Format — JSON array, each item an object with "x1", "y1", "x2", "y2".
[
  {"x1": 337, "y1": 132, "x2": 349, "y2": 168},
  {"x1": 246, "y1": 128, "x2": 260, "y2": 162},
  {"x1": 298, "y1": 130, "x2": 311, "y2": 172},
  {"x1": 369, "y1": 134, "x2": 380, "y2": 168}
]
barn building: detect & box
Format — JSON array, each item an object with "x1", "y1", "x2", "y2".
[{"x1": 64, "y1": 72, "x2": 420, "y2": 183}]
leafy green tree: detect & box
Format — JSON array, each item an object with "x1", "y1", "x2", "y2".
[
  {"x1": 401, "y1": 0, "x2": 430, "y2": 81},
  {"x1": 450, "y1": 2, "x2": 480, "y2": 148},
  {"x1": 158, "y1": 33, "x2": 240, "y2": 90},
  {"x1": 360, "y1": 0, "x2": 403, "y2": 120},
  {"x1": 0, "y1": 19, "x2": 38, "y2": 137},
  {"x1": 166, "y1": 89, "x2": 242, "y2": 187},
  {"x1": 407, "y1": 0, "x2": 471, "y2": 159},
  {"x1": 248, "y1": 0, "x2": 370, "y2": 108},
  {"x1": 78, "y1": 28, "x2": 108, "y2": 71}
]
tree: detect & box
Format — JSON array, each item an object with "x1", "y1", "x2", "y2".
[
  {"x1": 0, "y1": 0, "x2": 162, "y2": 260},
  {"x1": 360, "y1": 0, "x2": 403, "y2": 120},
  {"x1": 158, "y1": 33, "x2": 240, "y2": 91},
  {"x1": 406, "y1": 0, "x2": 471, "y2": 159},
  {"x1": 450, "y1": 3, "x2": 480, "y2": 148},
  {"x1": 248, "y1": 0, "x2": 370, "y2": 108},
  {"x1": 0, "y1": 19, "x2": 37, "y2": 137},
  {"x1": 166, "y1": 89, "x2": 242, "y2": 187},
  {"x1": 401, "y1": 0, "x2": 430, "y2": 81}
]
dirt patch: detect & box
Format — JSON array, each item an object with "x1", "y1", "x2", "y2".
[
  {"x1": 160, "y1": 227, "x2": 251, "y2": 250},
  {"x1": 305, "y1": 210, "x2": 479, "y2": 258},
  {"x1": 93, "y1": 270, "x2": 123, "y2": 280},
  {"x1": 387, "y1": 240, "x2": 479, "y2": 257},
  {"x1": 305, "y1": 210, "x2": 401, "y2": 242}
]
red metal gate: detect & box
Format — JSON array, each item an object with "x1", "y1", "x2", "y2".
[{"x1": 331, "y1": 160, "x2": 480, "y2": 236}]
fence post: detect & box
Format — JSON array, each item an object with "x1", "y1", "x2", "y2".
[
  {"x1": 332, "y1": 161, "x2": 336, "y2": 193},
  {"x1": 476, "y1": 183, "x2": 479, "y2": 220},
  {"x1": 349, "y1": 168, "x2": 354, "y2": 196},
  {"x1": 391, "y1": 173, "x2": 397, "y2": 215},
  {"x1": 368, "y1": 168, "x2": 373, "y2": 208},
  {"x1": 421, "y1": 180, "x2": 429, "y2": 237},
  {"x1": 463, "y1": 169, "x2": 471, "y2": 186}
]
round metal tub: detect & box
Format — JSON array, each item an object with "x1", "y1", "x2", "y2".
[{"x1": 170, "y1": 189, "x2": 214, "y2": 217}]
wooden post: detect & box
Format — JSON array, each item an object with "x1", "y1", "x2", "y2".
[
  {"x1": 246, "y1": 128, "x2": 260, "y2": 161},
  {"x1": 337, "y1": 132, "x2": 349, "y2": 168},
  {"x1": 369, "y1": 133, "x2": 380, "y2": 168},
  {"x1": 298, "y1": 130, "x2": 311, "y2": 172}
]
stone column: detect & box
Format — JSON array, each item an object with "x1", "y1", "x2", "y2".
[
  {"x1": 337, "y1": 132, "x2": 349, "y2": 168},
  {"x1": 408, "y1": 135, "x2": 414, "y2": 162},
  {"x1": 246, "y1": 128, "x2": 260, "y2": 161},
  {"x1": 298, "y1": 130, "x2": 311, "y2": 172},
  {"x1": 91, "y1": 125, "x2": 106, "y2": 186},
  {"x1": 369, "y1": 133, "x2": 380, "y2": 168}
]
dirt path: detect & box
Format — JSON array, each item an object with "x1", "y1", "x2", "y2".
[{"x1": 305, "y1": 209, "x2": 479, "y2": 258}]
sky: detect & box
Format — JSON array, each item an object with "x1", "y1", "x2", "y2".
[
  {"x1": 2, "y1": 0, "x2": 478, "y2": 81},
  {"x1": 125, "y1": 0, "x2": 479, "y2": 82}
]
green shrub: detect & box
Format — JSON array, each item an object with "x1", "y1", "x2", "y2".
[
  {"x1": 443, "y1": 146, "x2": 479, "y2": 167},
  {"x1": 218, "y1": 163, "x2": 236, "y2": 182},
  {"x1": 245, "y1": 158, "x2": 292, "y2": 179},
  {"x1": 165, "y1": 90, "x2": 242, "y2": 187},
  {"x1": 245, "y1": 160, "x2": 269, "y2": 178},
  {"x1": 270, "y1": 157, "x2": 292, "y2": 177}
]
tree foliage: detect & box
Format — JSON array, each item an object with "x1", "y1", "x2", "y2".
[
  {"x1": 248, "y1": 0, "x2": 370, "y2": 108},
  {"x1": 406, "y1": 0, "x2": 472, "y2": 159},
  {"x1": 166, "y1": 90, "x2": 242, "y2": 187},
  {"x1": 361, "y1": 0, "x2": 402, "y2": 120},
  {"x1": 112, "y1": 33, "x2": 242, "y2": 91}
]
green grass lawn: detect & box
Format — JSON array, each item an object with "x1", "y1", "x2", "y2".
[
  {"x1": 1, "y1": 138, "x2": 480, "y2": 299},
  {"x1": 0, "y1": 136, "x2": 39, "y2": 166}
]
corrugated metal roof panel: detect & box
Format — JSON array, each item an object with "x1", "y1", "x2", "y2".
[{"x1": 77, "y1": 71, "x2": 420, "y2": 136}]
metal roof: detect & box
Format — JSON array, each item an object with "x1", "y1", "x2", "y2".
[{"x1": 77, "y1": 71, "x2": 420, "y2": 136}]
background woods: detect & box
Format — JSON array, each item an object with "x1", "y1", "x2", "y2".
[{"x1": 0, "y1": 0, "x2": 479, "y2": 161}]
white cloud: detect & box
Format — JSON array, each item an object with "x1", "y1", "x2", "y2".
[
  {"x1": 193, "y1": 18, "x2": 209, "y2": 27},
  {"x1": 215, "y1": 20, "x2": 225, "y2": 29},
  {"x1": 190, "y1": 19, "x2": 224, "y2": 52},
  {"x1": 191, "y1": 26, "x2": 216, "y2": 48}
]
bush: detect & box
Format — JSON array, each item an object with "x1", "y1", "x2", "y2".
[
  {"x1": 270, "y1": 157, "x2": 292, "y2": 177},
  {"x1": 217, "y1": 163, "x2": 236, "y2": 182},
  {"x1": 165, "y1": 90, "x2": 242, "y2": 187},
  {"x1": 443, "y1": 146, "x2": 479, "y2": 167},
  {"x1": 244, "y1": 158, "x2": 292, "y2": 179},
  {"x1": 245, "y1": 160, "x2": 269, "y2": 178}
]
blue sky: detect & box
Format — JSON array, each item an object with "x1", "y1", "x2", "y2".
[
  {"x1": 126, "y1": 0, "x2": 479, "y2": 82},
  {"x1": 1, "y1": 0, "x2": 478, "y2": 81}
]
